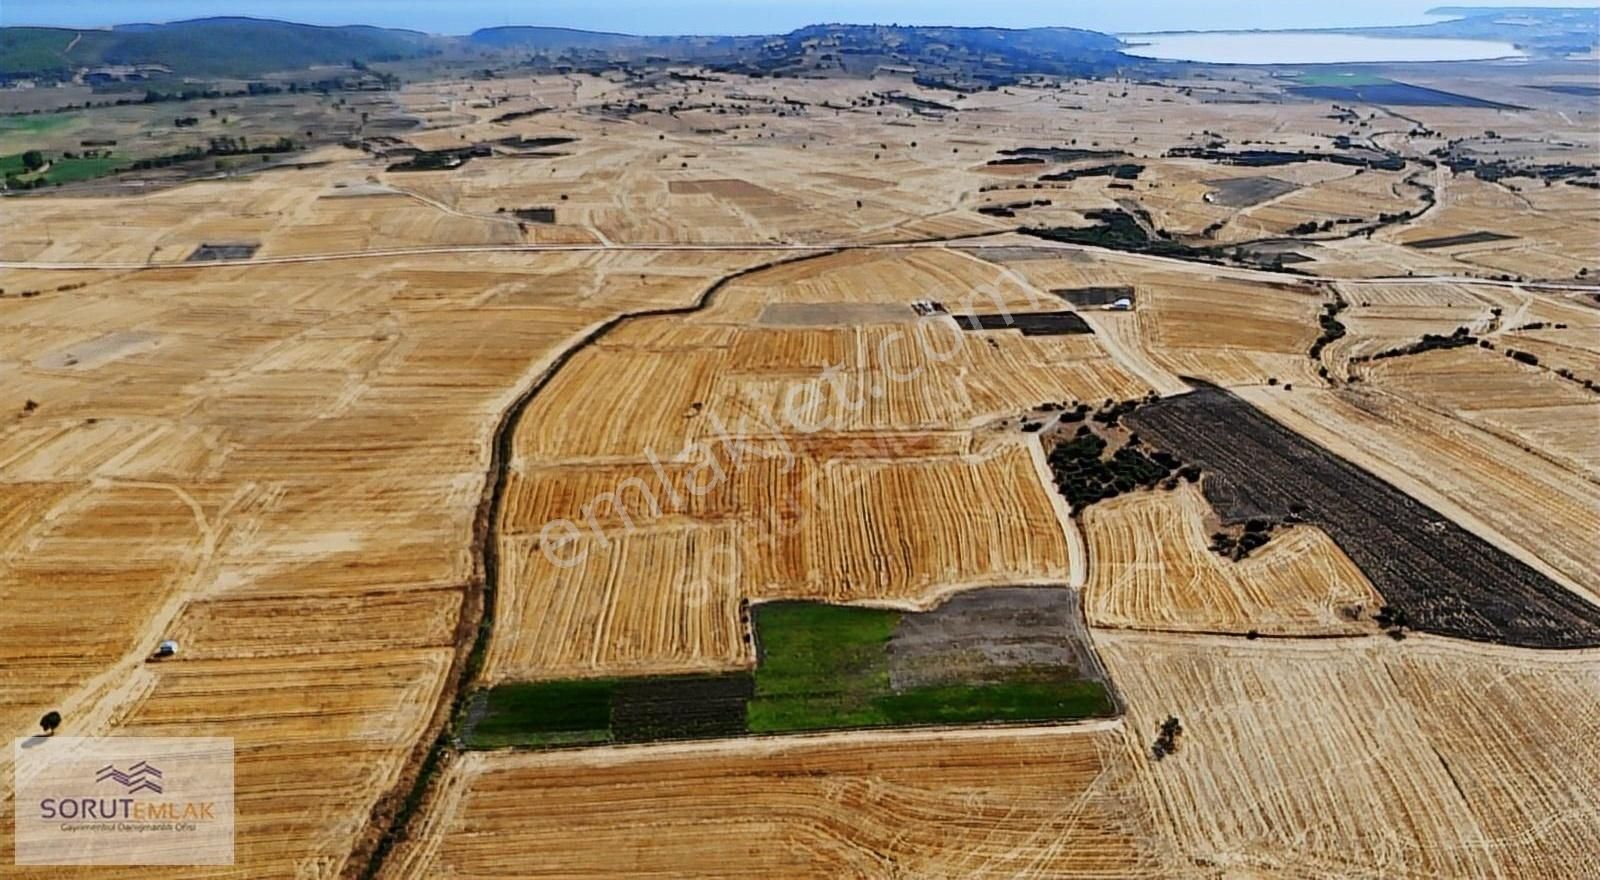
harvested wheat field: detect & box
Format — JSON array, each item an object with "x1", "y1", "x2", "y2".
[
  {"x1": 1360, "y1": 345, "x2": 1600, "y2": 478},
  {"x1": 381, "y1": 724, "x2": 1174, "y2": 879},
  {"x1": 1083, "y1": 482, "x2": 1381, "y2": 635},
  {"x1": 483, "y1": 246, "x2": 1138, "y2": 682},
  {"x1": 1101, "y1": 631, "x2": 1600, "y2": 879},
  {"x1": 0, "y1": 250, "x2": 771, "y2": 877},
  {"x1": 488, "y1": 439, "x2": 1074, "y2": 681},
  {"x1": 2, "y1": 26, "x2": 1597, "y2": 880}
]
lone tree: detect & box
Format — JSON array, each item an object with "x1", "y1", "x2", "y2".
[
  {"x1": 1152, "y1": 715, "x2": 1184, "y2": 760},
  {"x1": 22, "y1": 150, "x2": 46, "y2": 172},
  {"x1": 40, "y1": 710, "x2": 61, "y2": 736}
]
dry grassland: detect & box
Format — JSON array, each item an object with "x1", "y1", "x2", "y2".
[
  {"x1": 0, "y1": 250, "x2": 768, "y2": 878},
  {"x1": 1101, "y1": 631, "x2": 1600, "y2": 879},
  {"x1": 382, "y1": 724, "x2": 1172, "y2": 880},
  {"x1": 1501, "y1": 327, "x2": 1600, "y2": 385},
  {"x1": 1386, "y1": 176, "x2": 1600, "y2": 281},
  {"x1": 1129, "y1": 271, "x2": 1326, "y2": 387},
  {"x1": 1362, "y1": 346, "x2": 1600, "y2": 477},
  {"x1": 0, "y1": 148, "x2": 526, "y2": 264},
  {"x1": 1083, "y1": 483, "x2": 1380, "y2": 635}
]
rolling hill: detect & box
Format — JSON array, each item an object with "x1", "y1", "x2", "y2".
[
  {"x1": 1, "y1": 17, "x2": 1133, "y2": 84},
  {"x1": 0, "y1": 17, "x2": 438, "y2": 80}
]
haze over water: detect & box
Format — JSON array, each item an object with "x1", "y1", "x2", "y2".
[{"x1": 1122, "y1": 32, "x2": 1527, "y2": 65}]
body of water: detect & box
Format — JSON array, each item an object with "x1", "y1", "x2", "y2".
[{"x1": 1123, "y1": 32, "x2": 1524, "y2": 65}]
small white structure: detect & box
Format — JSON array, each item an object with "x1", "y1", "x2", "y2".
[{"x1": 1106, "y1": 297, "x2": 1134, "y2": 312}]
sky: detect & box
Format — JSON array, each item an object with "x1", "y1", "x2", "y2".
[{"x1": 1, "y1": 0, "x2": 1596, "y2": 36}]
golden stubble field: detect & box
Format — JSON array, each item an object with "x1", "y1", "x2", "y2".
[
  {"x1": 486, "y1": 246, "x2": 1155, "y2": 683},
  {"x1": 2, "y1": 64, "x2": 1598, "y2": 879},
  {"x1": 0, "y1": 249, "x2": 773, "y2": 877},
  {"x1": 382, "y1": 635, "x2": 1600, "y2": 880}
]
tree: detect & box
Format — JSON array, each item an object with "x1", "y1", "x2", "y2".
[
  {"x1": 1152, "y1": 714, "x2": 1183, "y2": 760},
  {"x1": 21, "y1": 150, "x2": 45, "y2": 172},
  {"x1": 40, "y1": 710, "x2": 61, "y2": 735}
]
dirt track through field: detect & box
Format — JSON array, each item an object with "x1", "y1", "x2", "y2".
[{"x1": 352, "y1": 246, "x2": 871, "y2": 878}]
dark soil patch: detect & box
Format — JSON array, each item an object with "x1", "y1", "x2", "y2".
[
  {"x1": 1290, "y1": 82, "x2": 1522, "y2": 109},
  {"x1": 186, "y1": 242, "x2": 258, "y2": 261},
  {"x1": 1405, "y1": 231, "x2": 1516, "y2": 250},
  {"x1": 1204, "y1": 175, "x2": 1299, "y2": 208},
  {"x1": 998, "y1": 147, "x2": 1123, "y2": 163},
  {"x1": 880, "y1": 93, "x2": 955, "y2": 112},
  {"x1": 464, "y1": 673, "x2": 751, "y2": 747},
  {"x1": 612, "y1": 674, "x2": 753, "y2": 742},
  {"x1": 491, "y1": 108, "x2": 554, "y2": 123},
  {"x1": 511, "y1": 207, "x2": 556, "y2": 223},
  {"x1": 887, "y1": 586, "x2": 1108, "y2": 691},
  {"x1": 1040, "y1": 163, "x2": 1143, "y2": 182},
  {"x1": 1532, "y1": 84, "x2": 1600, "y2": 97},
  {"x1": 1124, "y1": 384, "x2": 1600, "y2": 648},
  {"x1": 495, "y1": 135, "x2": 576, "y2": 149},
  {"x1": 958, "y1": 311, "x2": 1093, "y2": 335},
  {"x1": 1053, "y1": 285, "x2": 1134, "y2": 307}
]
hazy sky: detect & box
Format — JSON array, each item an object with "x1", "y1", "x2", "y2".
[{"x1": 2, "y1": 0, "x2": 1596, "y2": 35}]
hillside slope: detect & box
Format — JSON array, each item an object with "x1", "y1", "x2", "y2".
[{"x1": 0, "y1": 17, "x2": 438, "y2": 79}]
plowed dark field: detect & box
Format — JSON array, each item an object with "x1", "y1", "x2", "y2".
[{"x1": 1126, "y1": 385, "x2": 1600, "y2": 648}]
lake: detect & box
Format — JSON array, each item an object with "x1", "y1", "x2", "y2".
[{"x1": 1122, "y1": 32, "x2": 1525, "y2": 65}]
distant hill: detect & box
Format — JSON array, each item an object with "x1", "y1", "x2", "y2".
[
  {"x1": 1202, "y1": 6, "x2": 1600, "y2": 57},
  {"x1": 468, "y1": 26, "x2": 762, "y2": 60},
  {"x1": 1403, "y1": 6, "x2": 1600, "y2": 54},
  {"x1": 1, "y1": 17, "x2": 1132, "y2": 84},
  {"x1": 470, "y1": 23, "x2": 1131, "y2": 83},
  {"x1": 0, "y1": 17, "x2": 438, "y2": 80}
]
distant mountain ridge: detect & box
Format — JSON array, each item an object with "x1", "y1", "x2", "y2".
[
  {"x1": 0, "y1": 17, "x2": 438, "y2": 80},
  {"x1": 1, "y1": 16, "x2": 1132, "y2": 83},
  {"x1": 3, "y1": 7, "x2": 1591, "y2": 85},
  {"x1": 468, "y1": 23, "x2": 1129, "y2": 83}
]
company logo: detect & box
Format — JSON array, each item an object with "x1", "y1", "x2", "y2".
[
  {"x1": 95, "y1": 761, "x2": 164, "y2": 795},
  {"x1": 14, "y1": 736, "x2": 234, "y2": 866}
]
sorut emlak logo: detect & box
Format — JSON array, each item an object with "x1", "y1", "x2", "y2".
[
  {"x1": 14, "y1": 736, "x2": 234, "y2": 866},
  {"x1": 95, "y1": 760, "x2": 164, "y2": 794}
]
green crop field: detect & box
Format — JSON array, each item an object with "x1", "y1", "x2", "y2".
[
  {"x1": 747, "y1": 602, "x2": 1112, "y2": 731},
  {"x1": 1293, "y1": 71, "x2": 1392, "y2": 86},
  {"x1": 463, "y1": 679, "x2": 614, "y2": 748},
  {"x1": 747, "y1": 603, "x2": 901, "y2": 731},
  {"x1": 0, "y1": 112, "x2": 77, "y2": 134},
  {"x1": 38, "y1": 155, "x2": 122, "y2": 183},
  {"x1": 461, "y1": 600, "x2": 1115, "y2": 748},
  {"x1": 2, "y1": 152, "x2": 124, "y2": 186}
]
